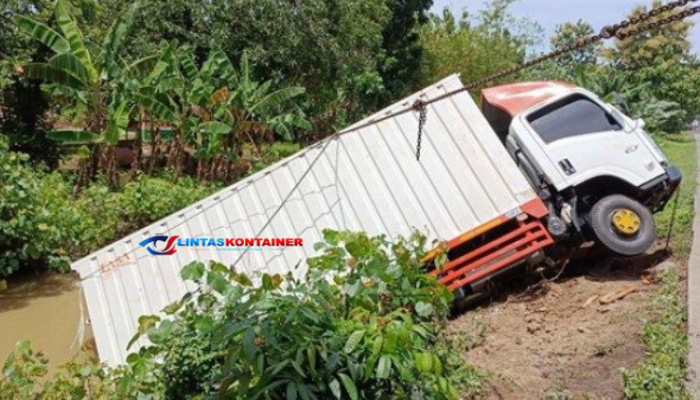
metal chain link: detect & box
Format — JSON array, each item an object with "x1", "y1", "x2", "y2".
[
  {"x1": 616, "y1": 5, "x2": 700, "y2": 40},
  {"x1": 414, "y1": 100, "x2": 427, "y2": 161}
]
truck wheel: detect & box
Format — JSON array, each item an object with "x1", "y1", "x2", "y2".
[{"x1": 588, "y1": 195, "x2": 656, "y2": 257}]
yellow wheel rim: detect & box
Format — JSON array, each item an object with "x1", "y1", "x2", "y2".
[{"x1": 611, "y1": 208, "x2": 641, "y2": 236}]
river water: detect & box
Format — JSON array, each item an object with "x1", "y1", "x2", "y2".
[{"x1": 0, "y1": 272, "x2": 95, "y2": 373}]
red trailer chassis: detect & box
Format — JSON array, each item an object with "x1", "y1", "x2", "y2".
[{"x1": 425, "y1": 198, "x2": 554, "y2": 292}]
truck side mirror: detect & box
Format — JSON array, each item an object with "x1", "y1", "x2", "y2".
[{"x1": 634, "y1": 118, "x2": 646, "y2": 130}]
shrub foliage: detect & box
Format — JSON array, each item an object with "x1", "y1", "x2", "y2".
[
  {"x1": 0, "y1": 134, "x2": 217, "y2": 278},
  {"x1": 0, "y1": 230, "x2": 489, "y2": 399}
]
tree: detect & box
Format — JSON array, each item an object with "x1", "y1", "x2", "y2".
[
  {"x1": 606, "y1": 0, "x2": 700, "y2": 130},
  {"x1": 380, "y1": 0, "x2": 433, "y2": 98},
  {"x1": 215, "y1": 0, "x2": 391, "y2": 133},
  {"x1": 17, "y1": 0, "x2": 147, "y2": 189},
  {"x1": 95, "y1": 0, "x2": 213, "y2": 62},
  {"x1": 419, "y1": 2, "x2": 542, "y2": 90},
  {"x1": 96, "y1": 0, "x2": 392, "y2": 135},
  {"x1": 551, "y1": 20, "x2": 600, "y2": 73},
  {"x1": 130, "y1": 44, "x2": 309, "y2": 181},
  {"x1": 0, "y1": 0, "x2": 56, "y2": 166}
]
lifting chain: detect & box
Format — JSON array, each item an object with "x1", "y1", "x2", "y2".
[
  {"x1": 413, "y1": 100, "x2": 427, "y2": 161},
  {"x1": 615, "y1": 2, "x2": 700, "y2": 40}
]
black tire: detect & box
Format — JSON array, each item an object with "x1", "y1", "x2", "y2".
[{"x1": 588, "y1": 195, "x2": 656, "y2": 257}]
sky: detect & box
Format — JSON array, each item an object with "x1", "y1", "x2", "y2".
[{"x1": 431, "y1": 0, "x2": 700, "y2": 54}]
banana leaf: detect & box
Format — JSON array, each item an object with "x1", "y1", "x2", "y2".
[
  {"x1": 55, "y1": 0, "x2": 94, "y2": 78},
  {"x1": 47, "y1": 130, "x2": 101, "y2": 144},
  {"x1": 14, "y1": 16, "x2": 70, "y2": 54},
  {"x1": 23, "y1": 63, "x2": 86, "y2": 89}
]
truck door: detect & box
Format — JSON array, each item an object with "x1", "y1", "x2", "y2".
[{"x1": 524, "y1": 93, "x2": 661, "y2": 190}]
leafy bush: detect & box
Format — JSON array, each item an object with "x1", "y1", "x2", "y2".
[
  {"x1": 0, "y1": 137, "x2": 73, "y2": 276},
  {"x1": 0, "y1": 79, "x2": 57, "y2": 168},
  {"x1": 631, "y1": 93, "x2": 686, "y2": 136},
  {"x1": 0, "y1": 135, "x2": 218, "y2": 279},
  {"x1": 124, "y1": 230, "x2": 485, "y2": 399},
  {"x1": 119, "y1": 172, "x2": 219, "y2": 230},
  {"x1": 0, "y1": 340, "x2": 165, "y2": 400},
  {"x1": 0, "y1": 231, "x2": 487, "y2": 399}
]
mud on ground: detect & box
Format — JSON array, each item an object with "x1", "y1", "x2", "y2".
[{"x1": 450, "y1": 245, "x2": 679, "y2": 400}]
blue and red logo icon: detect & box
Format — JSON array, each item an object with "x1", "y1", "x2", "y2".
[
  {"x1": 138, "y1": 235, "x2": 304, "y2": 256},
  {"x1": 139, "y1": 235, "x2": 179, "y2": 255}
]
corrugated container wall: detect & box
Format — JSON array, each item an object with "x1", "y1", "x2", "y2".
[{"x1": 72, "y1": 74, "x2": 537, "y2": 365}]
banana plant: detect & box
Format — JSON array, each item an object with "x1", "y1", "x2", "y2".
[
  {"x1": 192, "y1": 49, "x2": 311, "y2": 180},
  {"x1": 117, "y1": 41, "x2": 178, "y2": 174},
  {"x1": 217, "y1": 50, "x2": 311, "y2": 144},
  {"x1": 129, "y1": 44, "x2": 224, "y2": 176},
  {"x1": 573, "y1": 66, "x2": 649, "y2": 105},
  {"x1": 16, "y1": 0, "x2": 141, "y2": 143},
  {"x1": 15, "y1": 0, "x2": 144, "y2": 188}
]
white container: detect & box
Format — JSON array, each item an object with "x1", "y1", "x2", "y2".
[{"x1": 72, "y1": 74, "x2": 538, "y2": 366}]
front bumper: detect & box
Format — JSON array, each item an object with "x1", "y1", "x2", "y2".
[
  {"x1": 641, "y1": 164, "x2": 682, "y2": 212},
  {"x1": 665, "y1": 164, "x2": 683, "y2": 187}
]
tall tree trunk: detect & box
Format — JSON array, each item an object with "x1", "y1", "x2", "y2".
[
  {"x1": 88, "y1": 143, "x2": 101, "y2": 180},
  {"x1": 72, "y1": 156, "x2": 90, "y2": 198}
]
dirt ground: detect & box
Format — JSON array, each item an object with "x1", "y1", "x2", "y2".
[{"x1": 450, "y1": 244, "x2": 680, "y2": 400}]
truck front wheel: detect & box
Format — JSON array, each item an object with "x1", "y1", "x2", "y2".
[{"x1": 588, "y1": 195, "x2": 656, "y2": 257}]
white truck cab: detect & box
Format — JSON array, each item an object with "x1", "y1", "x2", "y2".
[{"x1": 482, "y1": 82, "x2": 681, "y2": 257}]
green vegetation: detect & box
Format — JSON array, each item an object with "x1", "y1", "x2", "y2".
[
  {"x1": 623, "y1": 271, "x2": 690, "y2": 400},
  {"x1": 0, "y1": 340, "x2": 165, "y2": 399},
  {"x1": 0, "y1": 134, "x2": 219, "y2": 278},
  {"x1": 0, "y1": 231, "x2": 488, "y2": 399},
  {"x1": 523, "y1": 1, "x2": 700, "y2": 136},
  {"x1": 418, "y1": 1, "x2": 700, "y2": 137},
  {"x1": 15, "y1": 1, "x2": 310, "y2": 188},
  {"x1": 0, "y1": 0, "x2": 551, "y2": 281},
  {"x1": 0, "y1": 134, "x2": 304, "y2": 280},
  {"x1": 654, "y1": 132, "x2": 698, "y2": 257},
  {"x1": 0, "y1": 0, "x2": 57, "y2": 165},
  {"x1": 419, "y1": 0, "x2": 542, "y2": 89},
  {"x1": 1, "y1": 0, "x2": 699, "y2": 399},
  {"x1": 622, "y1": 132, "x2": 695, "y2": 399}
]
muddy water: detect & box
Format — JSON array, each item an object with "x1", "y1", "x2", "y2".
[{"x1": 0, "y1": 273, "x2": 95, "y2": 372}]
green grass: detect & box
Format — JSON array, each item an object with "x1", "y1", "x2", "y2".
[
  {"x1": 622, "y1": 271, "x2": 690, "y2": 400},
  {"x1": 654, "y1": 132, "x2": 697, "y2": 258},
  {"x1": 622, "y1": 132, "x2": 695, "y2": 399}
]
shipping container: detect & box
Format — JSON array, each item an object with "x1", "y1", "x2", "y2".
[{"x1": 72, "y1": 74, "x2": 540, "y2": 366}]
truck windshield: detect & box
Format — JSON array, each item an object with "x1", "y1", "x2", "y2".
[{"x1": 527, "y1": 94, "x2": 623, "y2": 144}]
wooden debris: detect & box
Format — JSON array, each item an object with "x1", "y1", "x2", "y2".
[
  {"x1": 582, "y1": 295, "x2": 599, "y2": 308},
  {"x1": 599, "y1": 286, "x2": 638, "y2": 305}
]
